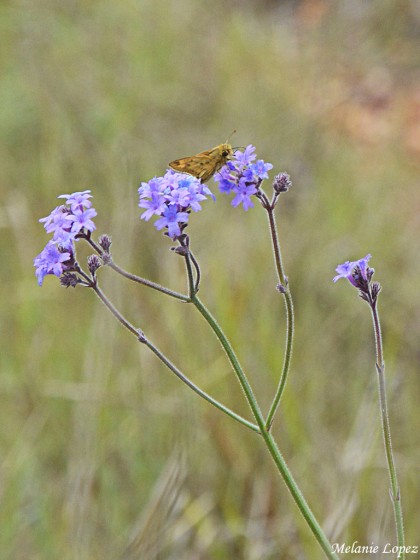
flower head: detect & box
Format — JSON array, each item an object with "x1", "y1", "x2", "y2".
[
  {"x1": 39, "y1": 190, "x2": 97, "y2": 248},
  {"x1": 214, "y1": 145, "x2": 273, "y2": 210},
  {"x1": 334, "y1": 254, "x2": 381, "y2": 305},
  {"x1": 34, "y1": 242, "x2": 73, "y2": 286},
  {"x1": 333, "y1": 254, "x2": 372, "y2": 287},
  {"x1": 138, "y1": 170, "x2": 214, "y2": 239},
  {"x1": 58, "y1": 190, "x2": 93, "y2": 212},
  {"x1": 35, "y1": 190, "x2": 97, "y2": 285},
  {"x1": 333, "y1": 253, "x2": 381, "y2": 305}
]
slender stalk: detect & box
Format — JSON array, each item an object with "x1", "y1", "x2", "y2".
[
  {"x1": 90, "y1": 282, "x2": 142, "y2": 337},
  {"x1": 190, "y1": 293, "x2": 338, "y2": 559},
  {"x1": 370, "y1": 303, "x2": 405, "y2": 556},
  {"x1": 184, "y1": 249, "x2": 197, "y2": 297},
  {"x1": 90, "y1": 282, "x2": 259, "y2": 433},
  {"x1": 183, "y1": 250, "x2": 264, "y2": 423},
  {"x1": 191, "y1": 294, "x2": 265, "y2": 423},
  {"x1": 261, "y1": 430, "x2": 339, "y2": 559},
  {"x1": 265, "y1": 205, "x2": 295, "y2": 430},
  {"x1": 266, "y1": 204, "x2": 287, "y2": 286},
  {"x1": 188, "y1": 249, "x2": 201, "y2": 293},
  {"x1": 85, "y1": 236, "x2": 189, "y2": 302},
  {"x1": 109, "y1": 260, "x2": 189, "y2": 301}
]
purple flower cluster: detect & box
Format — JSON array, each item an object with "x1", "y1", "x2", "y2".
[
  {"x1": 334, "y1": 254, "x2": 381, "y2": 305},
  {"x1": 333, "y1": 254, "x2": 372, "y2": 287},
  {"x1": 214, "y1": 145, "x2": 273, "y2": 210},
  {"x1": 34, "y1": 190, "x2": 97, "y2": 286},
  {"x1": 138, "y1": 170, "x2": 215, "y2": 239}
]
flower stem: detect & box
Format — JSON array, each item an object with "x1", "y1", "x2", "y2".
[
  {"x1": 184, "y1": 248, "x2": 197, "y2": 297},
  {"x1": 189, "y1": 249, "x2": 201, "y2": 293},
  {"x1": 370, "y1": 303, "x2": 405, "y2": 556},
  {"x1": 261, "y1": 430, "x2": 339, "y2": 560},
  {"x1": 90, "y1": 282, "x2": 259, "y2": 433},
  {"x1": 190, "y1": 292, "x2": 338, "y2": 559},
  {"x1": 191, "y1": 294, "x2": 265, "y2": 422},
  {"x1": 265, "y1": 205, "x2": 295, "y2": 430},
  {"x1": 110, "y1": 260, "x2": 189, "y2": 301},
  {"x1": 86, "y1": 236, "x2": 189, "y2": 301}
]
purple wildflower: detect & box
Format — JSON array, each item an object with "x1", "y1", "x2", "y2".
[
  {"x1": 333, "y1": 254, "x2": 372, "y2": 287},
  {"x1": 334, "y1": 254, "x2": 381, "y2": 305},
  {"x1": 40, "y1": 190, "x2": 97, "y2": 242},
  {"x1": 70, "y1": 207, "x2": 97, "y2": 235},
  {"x1": 214, "y1": 144, "x2": 273, "y2": 210},
  {"x1": 231, "y1": 180, "x2": 257, "y2": 210},
  {"x1": 250, "y1": 160, "x2": 273, "y2": 180},
  {"x1": 139, "y1": 190, "x2": 167, "y2": 221},
  {"x1": 35, "y1": 190, "x2": 97, "y2": 284},
  {"x1": 34, "y1": 242, "x2": 72, "y2": 286},
  {"x1": 58, "y1": 190, "x2": 93, "y2": 212},
  {"x1": 235, "y1": 145, "x2": 257, "y2": 166},
  {"x1": 138, "y1": 170, "x2": 214, "y2": 239},
  {"x1": 154, "y1": 205, "x2": 190, "y2": 239}
]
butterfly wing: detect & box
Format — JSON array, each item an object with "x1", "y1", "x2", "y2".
[
  {"x1": 169, "y1": 144, "x2": 231, "y2": 183},
  {"x1": 169, "y1": 150, "x2": 218, "y2": 182}
]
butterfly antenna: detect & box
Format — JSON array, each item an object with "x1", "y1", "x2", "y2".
[{"x1": 226, "y1": 129, "x2": 237, "y2": 143}]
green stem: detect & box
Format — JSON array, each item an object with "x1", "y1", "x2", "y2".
[
  {"x1": 261, "y1": 430, "x2": 339, "y2": 560},
  {"x1": 86, "y1": 236, "x2": 189, "y2": 302},
  {"x1": 191, "y1": 294, "x2": 264, "y2": 423},
  {"x1": 371, "y1": 303, "x2": 405, "y2": 556},
  {"x1": 184, "y1": 252, "x2": 264, "y2": 422},
  {"x1": 265, "y1": 206, "x2": 295, "y2": 430},
  {"x1": 184, "y1": 248, "x2": 197, "y2": 297},
  {"x1": 191, "y1": 293, "x2": 338, "y2": 559},
  {"x1": 109, "y1": 261, "x2": 189, "y2": 301},
  {"x1": 91, "y1": 283, "x2": 259, "y2": 433}
]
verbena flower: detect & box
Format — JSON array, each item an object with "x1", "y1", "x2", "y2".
[
  {"x1": 154, "y1": 205, "x2": 190, "y2": 239},
  {"x1": 334, "y1": 254, "x2": 383, "y2": 307},
  {"x1": 34, "y1": 242, "x2": 72, "y2": 286},
  {"x1": 58, "y1": 190, "x2": 93, "y2": 212},
  {"x1": 138, "y1": 170, "x2": 215, "y2": 239},
  {"x1": 70, "y1": 207, "x2": 98, "y2": 235},
  {"x1": 35, "y1": 190, "x2": 97, "y2": 285},
  {"x1": 39, "y1": 190, "x2": 97, "y2": 248},
  {"x1": 333, "y1": 254, "x2": 372, "y2": 287},
  {"x1": 214, "y1": 144, "x2": 273, "y2": 210}
]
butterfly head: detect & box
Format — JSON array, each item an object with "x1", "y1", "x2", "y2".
[{"x1": 219, "y1": 143, "x2": 234, "y2": 159}]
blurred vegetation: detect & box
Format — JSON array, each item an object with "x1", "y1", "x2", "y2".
[{"x1": 1, "y1": 0, "x2": 419, "y2": 558}]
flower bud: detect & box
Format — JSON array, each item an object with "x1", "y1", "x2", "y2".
[
  {"x1": 273, "y1": 173, "x2": 292, "y2": 194},
  {"x1": 98, "y1": 234, "x2": 112, "y2": 253},
  {"x1": 88, "y1": 255, "x2": 101, "y2": 275}
]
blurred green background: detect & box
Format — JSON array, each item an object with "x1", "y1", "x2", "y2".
[{"x1": 1, "y1": 0, "x2": 419, "y2": 558}]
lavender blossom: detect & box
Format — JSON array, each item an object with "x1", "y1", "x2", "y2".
[
  {"x1": 35, "y1": 190, "x2": 97, "y2": 285},
  {"x1": 333, "y1": 254, "x2": 372, "y2": 288},
  {"x1": 333, "y1": 254, "x2": 380, "y2": 304},
  {"x1": 138, "y1": 170, "x2": 215, "y2": 239},
  {"x1": 214, "y1": 145, "x2": 273, "y2": 210},
  {"x1": 34, "y1": 242, "x2": 72, "y2": 286}
]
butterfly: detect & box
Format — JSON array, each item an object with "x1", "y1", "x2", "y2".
[{"x1": 169, "y1": 132, "x2": 237, "y2": 183}]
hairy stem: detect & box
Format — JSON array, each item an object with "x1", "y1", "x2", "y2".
[
  {"x1": 265, "y1": 205, "x2": 295, "y2": 430},
  {"x1": 371, "y1": 303, "x2": 405, "y2": 556},
  {"x1": 85, "y1": 236, "x2": 189, "y2": 301}
]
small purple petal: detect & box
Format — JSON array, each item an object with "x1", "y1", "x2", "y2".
[
  {"x1": 34, "y1": 242, "x2": 72, "y2": 286},
  {"x1": 333, "y1": 254, "x2": 372, "y2": 286}
]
